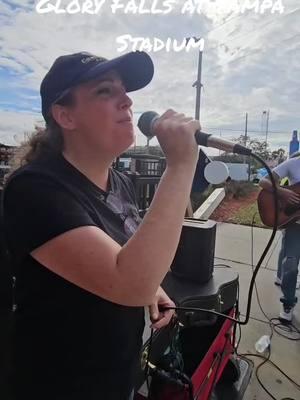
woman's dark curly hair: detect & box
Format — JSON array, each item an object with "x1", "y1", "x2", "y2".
[{"x1": 6, "y1": 91, "x2": 75, "y2": 179}]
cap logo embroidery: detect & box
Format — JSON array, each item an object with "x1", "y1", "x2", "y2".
[{"x1": 81, "y1": 56, "x2": 105, "y2": 64}]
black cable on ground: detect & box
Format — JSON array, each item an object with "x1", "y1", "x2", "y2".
[
  {"x1": 255, "y1": 349, "x2": 276, "y2": 400},
  {"x1": 250, "y1": 214, "x2": 300, "y2": 341},
  {"x1": 250, "y1": 213, "x2": 275, "y2": 324},
  {"x1": 270, "y1": 318, "x2": 300, "y2": 341},
  {"x1": 214, "y1": 263, "x2": 232, "y2": 268},
  {"x1": 239, "y1": 353, "x2": 300, "y2": 400},
  {"x1": 236, "y1": 215, "x2": 300, "y2": 400}
]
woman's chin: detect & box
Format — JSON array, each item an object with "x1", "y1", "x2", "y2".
[
  {"x1": 114, "y1": 135, "x2": 135, "y2": 157},
  {"x1": 123, "y1": 130, "x2": 136, "y2": 147}
]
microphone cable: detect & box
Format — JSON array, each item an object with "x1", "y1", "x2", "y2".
[
  {"x1": 161, "y1": 154, "x2": 300, "y2": 400},
  {"x1": 161, "y1": 152, "x2": 279, "y2": 327}
]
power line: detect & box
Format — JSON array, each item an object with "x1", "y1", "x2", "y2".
[
  {"x1": 204, "y1": 127, "x2": 291, "y2": 134},
  {"x1": 200, "y1": 7, "x2": 300, "y2": 76},
  {"x1": 206, "y1": 13, "x2": 244, "y2": 36},
  {"x1": 204, "y1": 7, "x2": 300, "y2": 54}
]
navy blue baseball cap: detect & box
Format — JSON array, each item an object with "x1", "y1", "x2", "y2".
[{"x1": 40, "y1": 51, "x2": 154, "y2": 122}]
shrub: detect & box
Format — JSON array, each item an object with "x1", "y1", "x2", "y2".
[{"x1": 224, "y1": 181, "x2": 256, "y2": 199}]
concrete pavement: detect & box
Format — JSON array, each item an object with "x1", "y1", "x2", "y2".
[{"x1": 216, "y1": 222, "x2": 300, "y2": 400}]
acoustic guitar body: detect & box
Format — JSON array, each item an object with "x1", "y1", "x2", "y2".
[{"x1": 257, "y1": 183, "x2": 300, "y2": 228}]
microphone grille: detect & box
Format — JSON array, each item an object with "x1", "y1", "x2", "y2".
[{"x1": 137, "y1": 111, "x2": 159, "y2": 138}]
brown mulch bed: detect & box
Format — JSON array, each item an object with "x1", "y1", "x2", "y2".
[{"x1": 211, "y1": 188, "x2": 260, "y2": 223}]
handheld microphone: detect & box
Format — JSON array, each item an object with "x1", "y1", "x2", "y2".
[{"x1": 137, "y1": 111, "x2": 252, "y2": 156}]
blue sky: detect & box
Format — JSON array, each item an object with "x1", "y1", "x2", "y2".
[{"x1": 0, "y1": 0, "x2": 299, "y2": 154}]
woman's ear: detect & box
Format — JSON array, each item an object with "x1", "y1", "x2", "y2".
[{"x1": 51, "y1": 104, "x2": 77, "y2": 130}]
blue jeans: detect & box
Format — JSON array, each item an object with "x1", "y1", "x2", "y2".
[{"x1": 277, "y1": 224, "x2": 300, "y2": 307}]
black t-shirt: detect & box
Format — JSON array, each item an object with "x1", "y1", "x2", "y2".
[{"x1": 3, "y1": 154, "x2": 144, "y2": 400}]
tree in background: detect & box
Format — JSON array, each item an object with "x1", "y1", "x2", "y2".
[
  {"x1": 213, "y1": 135, "x2": 287, "y2": 177},
  {"x1": 271, "y1": 148, "x2": 286, "y2": 164},
  {"x1": 125, "y1": 145, "x2": 164, "y2": 158},
  {"x1": 126, "y1": 139, "x2": 287, "y2": 170},
  {"x1": 215, "y1": 135, "x2": 285, "y2": 162}
]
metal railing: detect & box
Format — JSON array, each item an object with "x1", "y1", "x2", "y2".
[{"x1": 117, "y1": 154, "x2": 166, "y2": 214}]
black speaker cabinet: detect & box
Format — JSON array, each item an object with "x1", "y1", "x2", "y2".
[{"x1": 171, "y1": 218, "x2": 216, "y2": 284}]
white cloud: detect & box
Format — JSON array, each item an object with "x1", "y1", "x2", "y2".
[
  {"x1": 0, "y1": 110, "x2": 42, "y2": 146},
  {"x1": 0, "y1": 0, "x2": 299, "y2": 154}
]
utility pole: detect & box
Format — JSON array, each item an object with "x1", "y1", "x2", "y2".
[
  {"x1": 244, "y1": 112, "x2": 248, "y2": 145},
  {"x1": 244, "y1": 112, "x2": 251, "y2": 181},
  {"x1": 244, "y1": 112, "x2": 248, "y2": 164},
  {"x1": 186, "y1": 37, "x2": 203, "y2": 121},
  {"x1": 184, "y1": 38, "x2": 204, "y2": 218},
  {"x1": 193, "y1": 50, "x2": 203, "y2": 121},
  {"x1": 262, "y1": 110, "x2": 270, "y2": 144},
  {"x1": 265, "y1": 109, "x2": 270, "y2": 145}
]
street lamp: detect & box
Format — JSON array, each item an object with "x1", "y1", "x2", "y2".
[{"x1": 186, "y1": 37, "x2": 204, "y2": 121}]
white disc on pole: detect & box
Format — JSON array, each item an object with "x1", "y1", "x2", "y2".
[{"x1": 204, "y1": 161, "x2": 229, "y2": 184}]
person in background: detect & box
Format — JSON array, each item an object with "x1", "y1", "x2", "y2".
[
  {"x1": 260, "y1": 153, "x2": 300, "y2": 322},
  {"x1": 2, "y1": 51, "x2": 201, "y2": 399}
]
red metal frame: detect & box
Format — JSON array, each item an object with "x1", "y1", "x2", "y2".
[
  {"x1": 191, "y1": 309, "x2": 235, "y2": 399},
  {"x1": 136, "y1": 308, "x2": 236, "y2": 400}
]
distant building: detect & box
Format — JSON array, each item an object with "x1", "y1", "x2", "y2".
[
  {"x1": 289, "y1": 130, "x2": 299, "y2": 156},
  {"x1": 225, "y1": 163, "x2": 249, "y2": 181}
]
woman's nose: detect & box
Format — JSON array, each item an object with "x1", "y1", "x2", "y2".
[{"x1": 120, "y1": 93, "x2": 133, "y2": 110}]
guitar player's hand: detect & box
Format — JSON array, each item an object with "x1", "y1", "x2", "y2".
[{"x1": 279, "y1": 188, "x2": 300, "y2": 205}]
